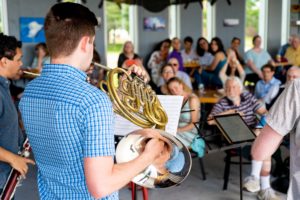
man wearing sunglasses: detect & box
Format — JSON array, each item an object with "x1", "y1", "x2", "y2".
[{"x1": 19, "y1": 3, "x2": 165, "y2": 200}]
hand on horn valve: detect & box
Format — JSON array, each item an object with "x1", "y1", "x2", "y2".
[{"x1": 127, "y1": 64, "x2": 148, "y2": 83}]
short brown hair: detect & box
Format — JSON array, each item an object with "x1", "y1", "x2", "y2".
[
  {"x1": 44, "y1": 3, "x2": 98, "y2": 58},
  {"x1": 261, "y1": 64, "x2": 275, "y2": 72}
]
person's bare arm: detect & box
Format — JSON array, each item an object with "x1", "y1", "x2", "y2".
[
  {"x1": 205, "y1": 52, "x2": 222, "y2": 71},
  {"x1": 0, "y1": 147, "x2": 35, "y2": 176},
  {"x1": 235, "y1": 60, "x2": 245, "y2": 81},
  {"x1": 178, "y1": 96, "x2": 200, "y2": 132},
  {"x1": 84, "y1": 130, "x2": 165, "y2": 199},
  {"x1": 268, "y1": 59, "x2": 275, "y2": 66},
  {"x1": 255, "y1": 106, "x2": 267, "y2": 116},
  {"x1": 251, "y1": 125, "x2": 283, "y2": 161},
  {"x1": 247, "y1": 60, "x2": 263, "y2": 79},
  {"x1": 219, "y1": 60, "x2": 229, "y2": 84}
]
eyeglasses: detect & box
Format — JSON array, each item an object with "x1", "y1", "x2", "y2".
[
  {"x1": 163, "y1": 70, "x2": 174, "y2": 74},
  {"x1": 169, "y1": 63, "x2": 178, "y2": 66}
]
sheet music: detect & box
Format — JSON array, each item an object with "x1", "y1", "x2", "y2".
[{"x1": 114, "y1": 95, "x2": 183, "y2": 136}]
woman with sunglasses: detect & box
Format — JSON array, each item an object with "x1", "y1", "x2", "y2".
[{"x1": 157, "y1": 57, "x2": 192, "y2": 89}]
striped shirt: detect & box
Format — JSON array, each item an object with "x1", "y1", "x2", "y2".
[
  {"x1": 19, "y1": 64, "x2": 117, "y2": 200},
  {"x1": 209, "y1": 92, "x2": 263, "y2": 128}
]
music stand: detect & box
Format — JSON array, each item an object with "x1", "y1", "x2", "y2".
[
  {"x1": 214, "y1": 113, "x2": 256, "y2": 144},
  {"x1": 212, "y1": 113, "x2": 256, "y2": 200}
]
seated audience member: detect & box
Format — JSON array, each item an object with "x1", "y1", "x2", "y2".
[
  {"x1": 156, "y1": 64, "x2": 175, "y2": 95},
  {"x1": 147, "y1": 39, "x2": 171, "y2": 85},
  {"x1": 117, "y1": 41, "x2": 140, "y2": 67},
  {"x1": 230, "y1": 37, "x2": 245, "y2": 66},
  {"x1": 284, "y1": 35, "x2": 300, "y2": 66},
  {"x1": 31, "y1": 42, "x2": 50, "y2": 72},
  {"x1": 86, "y1": 49, "x2": 104, "y2": 87},
  {"x1": 268, "y1": 66, "x2": 300, "y2": 109},
  {"x1": 286, "y1": 65, "x2": 300, "y2": 83},
  {"x1": 277, "y1": 35, "x2": 294, "y2": 61},
  {"x1": 158, "y1": 57, "x2": 192, "y2": 89},
  {"x1": 167, "y1": 77, "x2": 200, "y2": 147},
  {"x1": 219, "y1": 49, "x2": 245, "y2": 86},
  {"x1": 254, "y1": 64, "x2": 281, "y2": 109},
  {"x1": 167, "y1": 37, "x2": 184, "y2": 71},
  {"x1": 181, "y1": 36, "x2": 198, "y2": 64},
  {"x1": 207, "y1": 77, "x2": 280, "y2": 200},
  {"x1": 245, "y1": 35, "x2": 274, "y2": 83},
  {"x1": 195, "y1": 37, "x2": 214, "y2": 67},
  {"x1": 195, "y1": 37, "x2": 227, "y2": 89}
]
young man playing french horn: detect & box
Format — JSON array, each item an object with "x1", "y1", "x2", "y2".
[{"x1": 19, "y1": 2, "x2": 166, "y2": 200}]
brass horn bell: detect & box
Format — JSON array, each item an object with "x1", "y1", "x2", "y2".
[
  {"x1": 116, "y1": 129, "x2": 192, "y2": 188},
  {"x1": 96, "y1": 63, "x2": 192, "y2": 188}
]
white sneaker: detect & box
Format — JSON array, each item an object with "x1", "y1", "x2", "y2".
[
  {"x1": 243, "y1": 175, "x2": 260, "y2": 193},
  {"x1": 257, "y1": 188, "x2": 281, "y2": 200}
]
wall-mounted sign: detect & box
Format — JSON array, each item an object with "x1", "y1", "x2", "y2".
[
  {"x1": 20, "y1": 17, "x2": 45, "y2": 43},
  {"x1": 223, "y1": 19, "x2": 239, "y2": 27},
  {"x1": 144, "y1": 17, "x2": 166, "y2": 31}
]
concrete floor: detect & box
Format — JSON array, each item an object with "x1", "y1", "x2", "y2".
[{"x1": 14, "y1": 150, "x2": 287, "y2": 200}]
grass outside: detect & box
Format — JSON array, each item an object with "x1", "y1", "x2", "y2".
[{"x1": 107, "y1": 43, "x2": 123, "y2": 54}]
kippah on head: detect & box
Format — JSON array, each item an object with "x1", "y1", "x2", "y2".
[
  {"x1": 50, "y1": 2, "x2": 98, "y2": 26},
  {"x1": 44, "y1": 2, "x2": 98, "y2": 57}
]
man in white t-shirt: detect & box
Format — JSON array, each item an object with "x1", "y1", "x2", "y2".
[
  {"x1": 180, "y1": 36, "x2": 197, "y2": 64},
  {"x1": 252, "y1": 78, "x2": 300, "y2": 200}
]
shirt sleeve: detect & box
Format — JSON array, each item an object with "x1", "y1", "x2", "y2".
[
  {"x1": 0, "y1": 96, "x2": 3, "y2": 136},
  {"x1": 147, "y1": 52, "x2": 157, "y2": 70},
  {"x1": 183, "y1": 73, "x2": 192, "y2": 89},
  {"x1": 209, "y1": 101, "x2": 225, "y2": 117},
  {"x1": 83, "y1": 96, "x2": 115, "y2": 157},
  {"x1": 263, "y1": 84, "x2": 280, "y2": 104},
  {"x1": 250, "y1": 94, "x2": 264, "y2": 112},
  {"x1": 266, "y1": 80, "x2": 300, "y2": 136},
  {"x1": 245, "y1": 50, "x2": 253, "y2": 63},
  {"x1": 254, "y1": 81, "x2": 260, "y2": 99}
]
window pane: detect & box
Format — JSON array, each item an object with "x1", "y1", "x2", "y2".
[
  {"x1": 105, "y1": 2, "x2": 130, "y2": 67},
  {"x1": 245, "y1": 0, "x2": 260, "y2": 51},
  {"x1": 0, "y1": 0, "x2": 3, "y2": 33}
]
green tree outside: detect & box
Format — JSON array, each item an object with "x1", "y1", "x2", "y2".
[
  {"x1": 106, "y1": 2, "x2": 129, "y2": 53},
  {"x1": 245, "y1": 0, "x2": 260, "y2": 51}
]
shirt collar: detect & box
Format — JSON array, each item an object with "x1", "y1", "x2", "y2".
[
  {"x1": 42, "y1": 64, "x2": 87, "y2": 81},
  {"x1": 0, "y1": 76, "x2": 10, "y2": 89},
  {"x1": 262, "y1": 77, "x2": 276, "y2": 85},
  {"x1": 225, "y1": 93, "x2": 246, "y2": 106}
]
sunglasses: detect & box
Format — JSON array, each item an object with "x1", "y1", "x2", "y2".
[{"x1": 169, "y1": 63, "x2": 178, "y2": 66}]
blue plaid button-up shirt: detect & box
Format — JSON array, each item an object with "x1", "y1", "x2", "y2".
[{"x1": 19, "y1": 64, "x2": 118, "y2": 200}]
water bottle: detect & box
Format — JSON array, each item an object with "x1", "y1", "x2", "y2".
[{"x1": 198, "y1": 83, "x2": 204, "y2": 96}]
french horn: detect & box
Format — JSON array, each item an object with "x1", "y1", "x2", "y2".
[{"x1": 95, "y1": 62, "x2": 192, "y2": 188}]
